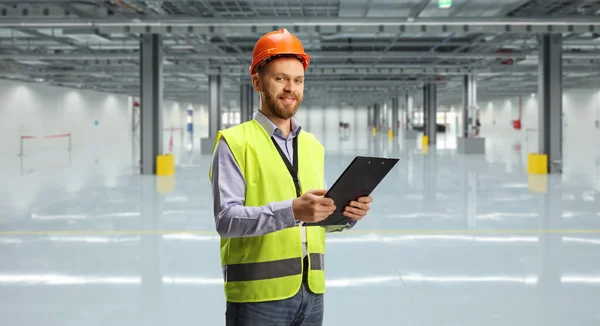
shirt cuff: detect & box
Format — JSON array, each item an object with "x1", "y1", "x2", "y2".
[{"x1": 273, "y1": 199, "x2": 297, "y2": 228}]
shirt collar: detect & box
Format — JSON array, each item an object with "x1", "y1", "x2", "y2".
[{"x1": 254, "y1": 109, "x2": 302, "y2": 138}]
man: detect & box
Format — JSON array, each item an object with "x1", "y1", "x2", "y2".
[{"x1": 209, "y1": 28, "x2": 372, "y2": 326}]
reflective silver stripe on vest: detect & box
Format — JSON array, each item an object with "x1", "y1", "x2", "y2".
[
  {"x1": 225, "y1": 257, "x2": 302, "y2": 282},
  {"x1": 310, "y1": 253, "x2": 324, "y2": 270}
]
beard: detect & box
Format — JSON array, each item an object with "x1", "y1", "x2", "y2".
[{"x1": 262, "y1": 89, "x2": 302, "y2": 120}]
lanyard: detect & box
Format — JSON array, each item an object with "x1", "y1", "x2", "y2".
[{"x1": 271, "y1": 135, "x2": 301, "y2": 198}]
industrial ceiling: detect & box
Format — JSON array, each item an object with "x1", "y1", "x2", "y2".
[{"x1": 0, "y1": 0, "x2": 599, "y2": 108}]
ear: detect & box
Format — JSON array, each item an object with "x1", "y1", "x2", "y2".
[{"x1": 252, "y1": 74, "x2": 262, "y2": 92}]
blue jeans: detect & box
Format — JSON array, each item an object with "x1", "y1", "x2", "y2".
[{"x1": 225, "y1": 282, "x2": 324, "y2": 326}]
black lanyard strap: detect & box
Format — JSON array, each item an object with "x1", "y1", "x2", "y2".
[{"x1": 271, "y1": 135, "x2": 301, "y2": 197}]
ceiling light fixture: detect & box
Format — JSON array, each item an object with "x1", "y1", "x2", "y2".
[{"x1": 438, "y1": 0, "x2": 452, "y2": 9}]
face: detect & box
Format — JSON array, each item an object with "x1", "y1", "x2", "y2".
[{"x1": 253, "y1": 57, "x2": 304, "y2": 120}]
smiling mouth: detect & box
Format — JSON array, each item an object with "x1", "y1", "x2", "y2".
[{"x1": 279, "y1": 97, "x2": 296, "y2": 102}]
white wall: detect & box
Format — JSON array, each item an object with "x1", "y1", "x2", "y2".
[
  {"x1": 0, "y1": 79, "x2": 208, "y2": 159},
  {"x1": 193, "y1": 105, "x2": 209, "y2": 139},
  {"x1": 160, "y1": 100, "x2": 189, "y2": 153},
  {"x1": 0, "y1": 79, "x2": 131, "y2": 157},
  {"x1": 472, "y1": 87, "x2": 600, "y2": 177}
]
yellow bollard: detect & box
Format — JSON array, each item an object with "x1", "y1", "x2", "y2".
[
  {"x1": 372, "y1": 127, "x2": 377, "y2": 136},
  {"x1": 388, "y1": 129, "x2": 393, "y2": 138},
  {"x1": 527, "y1": 153, "x2": 547, "y2": 174},
  {"x1": 157, "y1": 154, "x2": 175, "y2": 176},
  {"x1": 421, "y1": 135, "x2": 429, "y2": 148}
]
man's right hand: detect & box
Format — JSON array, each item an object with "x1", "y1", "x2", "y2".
[{"x1": 292, "y1": 189, "x2": 336, "y2": 223}]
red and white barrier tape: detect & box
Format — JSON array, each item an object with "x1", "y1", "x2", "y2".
[
  {"x1": 45, "y1": 133, "x2": 71, "y2": 139},
  {"x1": 18, "y1": 133, "x2": 72, "y2": 156}
]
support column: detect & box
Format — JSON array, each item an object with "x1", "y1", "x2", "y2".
[
  {"x1": 404, "y1": 93, "x2": 418, "y2": 139},
  {"x1": 535, "y1": 33, "x2": 563, "y2": 174},
  {"x1": 209, "y1": 74, "x2": 222, "y2": 137},
  {"x1": 140, "y1": 34, "x2": 163, "y2": 175},
  {"x1": 201, "y1": 74, "x2": 222, "y2": 154},
  {"x1": 239, "y1": 84, "x2": 250, "y2": 123},
  {"x1": 375, "y1": 103, "x2": 383, "y2": 130},
  {"x1": 423, "y1": 84, "x2": 429, "y2": 138},
  {"x1": 406, "y1": 94, "x2": 414, "y2": 130},
  {"x1": 392, "y1": 96, "x2": 399, "y2": 137},
  {"x1": 426, "y1": 83, "x2": 437, "y2": 146},
  {"x1": 383, "y1": 102, "x2": 388, "y2": 131},
  {"x1": 247, "y1": 84, "x2": 255, "y2": 121},
  {"x1": 457, "y1": 74, "x2": 486, "y2": 154},
  {"x1": 462, "y1": 74, "x2": 477, "y2": 138},
  {"x1": 421, "y1": 84, "x2": 432, "y2": 148},
  {"x1": 373, "y1": 103, "x2": 380, "y2": 134}
]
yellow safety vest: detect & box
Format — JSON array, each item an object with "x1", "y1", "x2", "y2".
[{"x1": 209, "y1": 119, "x2": 326, "y2": 303}]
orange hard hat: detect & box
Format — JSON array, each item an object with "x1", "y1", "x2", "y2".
[{"x1": 249, "y1": 28, "x2": 310, "y2": 75}]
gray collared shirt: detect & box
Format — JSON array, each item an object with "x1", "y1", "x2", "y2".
[{"x1": 210, "y1": 110, "x2": 354, "y2": 256}]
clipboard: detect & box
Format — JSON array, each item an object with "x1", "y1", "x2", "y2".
[{"x1": 304, "y1": 156, "x2": 399, "y2": 226}]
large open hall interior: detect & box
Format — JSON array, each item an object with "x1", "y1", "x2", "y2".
[{"x1": 1, "y1": 0, "x2": 600, "y2": 325}]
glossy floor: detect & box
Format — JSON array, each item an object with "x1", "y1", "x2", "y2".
[{"x1": 1, "y1": 126, "x2": 600, "y2": 326}]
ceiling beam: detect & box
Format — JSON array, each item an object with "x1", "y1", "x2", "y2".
[
  {"x1": 496, "y1": 0, "x2": 534, "y2": 16},
  {"x1": 9, "y1": 49, "x2": 600, "y2": 61},
  {"x1": 449, "y1": 0, "x2": 476, "y2": 17},
  {"x1": 0, "y1": 50, "x2": 531, "y2": 60},
  {"x1": 411, "y1": 0, "x2": 433, "y2": 19},
  {"x1": 1, "y1": 16, "x2": 600, "y2": 31}
]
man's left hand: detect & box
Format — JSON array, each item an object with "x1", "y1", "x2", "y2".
[{"x1": 343, "y1": 196, "x2": 372, "y2": 221}]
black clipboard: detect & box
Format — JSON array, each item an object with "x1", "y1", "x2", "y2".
[{"x1": 304, "y1": 156, "x2": 399, "y2": 226}]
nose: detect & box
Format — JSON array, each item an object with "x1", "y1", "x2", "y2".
[{"x1": 282, "y1": 80, "x2": 293, "y2": 92}]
